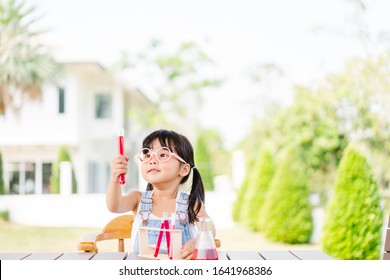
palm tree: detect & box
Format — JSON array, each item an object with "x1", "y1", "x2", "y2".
[{"x1": 0, "y1": 0, "x2": 62, "y2": 116}]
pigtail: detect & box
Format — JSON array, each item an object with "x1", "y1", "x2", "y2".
[{"x1": 188, "y1": 167, "x2": 205, "y2": 224}]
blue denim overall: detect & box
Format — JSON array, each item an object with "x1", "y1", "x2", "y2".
[{"x1": 132, "y1": 190, "x2": 195, "y2": 253}]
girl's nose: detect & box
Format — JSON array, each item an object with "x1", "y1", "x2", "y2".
[{"x1": 148, "y1": 153, "x2": 158, "y2": 164}]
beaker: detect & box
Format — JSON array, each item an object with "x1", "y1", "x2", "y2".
[{"x1": 192, "y1": 218, "x2": 218, "y2": 260}]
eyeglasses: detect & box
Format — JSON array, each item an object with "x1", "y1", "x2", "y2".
[{"x1": 137, "y1": 147, "x2": 187, "y2": 164}]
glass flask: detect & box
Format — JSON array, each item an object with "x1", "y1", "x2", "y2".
[{"x1": 192, "y1": 218, "x2": 218, "y2": 260}]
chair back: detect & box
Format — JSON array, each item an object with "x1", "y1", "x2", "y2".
[
  {"x1": 78, "y1": 214, "x2": 134, "y2": 253},
  {"x1": 384, "y1": 213, "x2": 390, "y2": 260}
]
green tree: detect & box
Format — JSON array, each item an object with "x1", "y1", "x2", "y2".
[
  {"x1": 114, "y1": 40, "x2": 223, "y2": 132},
  {"x1": 196, "y1": 128, "x2": 230, "y2": 177},
  {"x1": 0, "y1": 151, "x2": 5, "y2": 194},
  {"x1": 50, "y1": 146, "x2": 78, "y2": 194},
  {"x1": 0, "y1": 0, "x2": 62, "y2": 116},
  {"x1": 241, "y1": 146, "x2": 274, "y2": 231},
  {"x1": 261, "y1": 147, "x2": 313, "y2": 244},
  {"x1": 324, "y1": 53, "x2": 390, "y2": 191},
  {"x1": 321, "y1": 144, "x2": 383, "y2": 260},
  {"x1": 328, "y1": 53, "x2": 390, "y2": 152},
  {"x1": 195, "y1": 134, "x2": 214, "y2": 191},
  {"x1": 242, "y1": 87, "x2": 348, "y2": 200}
]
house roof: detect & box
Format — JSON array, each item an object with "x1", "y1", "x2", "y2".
[{"x1": 62, "y1": 61, "x2": 151, "y2": 106}]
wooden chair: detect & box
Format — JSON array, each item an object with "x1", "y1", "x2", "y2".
[
  {"x1": 384, "y1": 213, "x2": 390, "y2": 260},
  {"x1": 78, "y1": 214, "x2": 221, "y2": 253},
  {"x1": 78, "y1": 214, "x2": 134, "y2": 253}
]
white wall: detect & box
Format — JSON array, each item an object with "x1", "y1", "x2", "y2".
[{"x1": 0, "y1": 82, "x2": 78, "y2": 146}]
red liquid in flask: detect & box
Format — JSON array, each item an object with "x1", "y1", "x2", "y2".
[
  {"x1": 118, "y1": 129, "x2": 126, "y2": 185},
  {"x1": 192, "y1": 218, "x2": 218, "y2": 260},
  {"x1": 192, "y1": 248, "x2": 218, "y2": 260}
]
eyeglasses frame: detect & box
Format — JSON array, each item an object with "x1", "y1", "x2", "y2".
[{"x1": 137, "y1": 147, "x2": 187, "y2": 164}]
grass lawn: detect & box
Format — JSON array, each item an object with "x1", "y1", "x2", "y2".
[{"x1": 0, "y1": 220, "x2": 114, "y2": 253}]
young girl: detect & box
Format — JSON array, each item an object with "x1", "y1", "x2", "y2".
[{"x1": 106, "y1": 129, "x2": 215, "y2": 259}]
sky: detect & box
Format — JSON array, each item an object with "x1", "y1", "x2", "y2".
[{"x1": 30, "y1": 0, "x2": 390, "y2": 148}]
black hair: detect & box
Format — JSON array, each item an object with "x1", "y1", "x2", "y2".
[{"x1": 142, "y1": 129, "x2": 205, "y2": 224}]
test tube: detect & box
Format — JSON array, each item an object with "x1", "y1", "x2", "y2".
[
  {"x1": 170, "y1": 212, "x2": 176, "y2": 229},
  {"x1": 164, "y1": 213, "x2": 171, "y2": 258},
  {"x1": 169, "y1": 212, "x2": 176, "y2": 259},
  {"x1": 118, "y1": 128, "x2": 126, "y2": 185}
]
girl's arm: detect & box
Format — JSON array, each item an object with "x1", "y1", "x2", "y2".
[{"x1": 106, "y1": 154, "x2": 140, "y2": 213}]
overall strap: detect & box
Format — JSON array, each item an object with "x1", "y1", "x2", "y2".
[
  {"x1": 175, "y1": 191, "x2": 194, "y2": 244},
  {"x1": 176, "y1": 192, "x2": 189, "y2": 212},
  {"x1": 139, "y1": 191, "x2": 153, "y2": 226},
  {"x1": 176, "y1": 191, "x2": 189, "y2": 225},
  {"x1": 140, "y1": 191, "x2": 153, "y2": 210}
]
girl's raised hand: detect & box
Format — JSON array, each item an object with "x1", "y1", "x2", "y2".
[{"x1": 111, "y1": 154, "x2": 129, "y2": 183}]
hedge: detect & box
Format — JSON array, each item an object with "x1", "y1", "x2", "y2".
[
  {"x1": 321, "y1": 144, "x2": 383, "y2": 259},
  {"x1": 261, "y1": 147, "x2": 313, "y2": 243}
]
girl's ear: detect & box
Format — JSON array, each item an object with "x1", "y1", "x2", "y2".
[{"x1": 180, "y1": 163, "x2": 190, "y2": 177}]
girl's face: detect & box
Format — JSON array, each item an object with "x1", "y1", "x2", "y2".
[{"x1": 141, "y1": 139, "x2": 189, "y2": 188}]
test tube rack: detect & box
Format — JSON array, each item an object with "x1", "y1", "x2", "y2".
[{"x1": 138, "y1": 227, "x2": 183, "y2": 260}]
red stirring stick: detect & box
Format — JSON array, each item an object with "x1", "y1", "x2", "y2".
[
  {"x1": 154, "y1": 218, "x2": 166, "y2": 258},
  {"x1": 154, "y1": 212, "x2": 171, "y2": 258}
]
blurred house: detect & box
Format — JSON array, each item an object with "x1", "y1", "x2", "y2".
[{"x1": 0, "y1": 62, "x2": 151, "y2": 196}]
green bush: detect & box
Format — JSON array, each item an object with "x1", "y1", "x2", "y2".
[
  {"x1": 232, "y1": 157, "x2": 256, "y2": 222},
  {"x1": 321, "y1": 144, "x2": 383, "y2": 260},
  {"x1": 0, "y1": 210, "x2": 9, "y2": 221},
  {"x1": 0, "y1": 151, "x2": 5, "y2": 194},
  {"x1": 261, "y1": 147, "x2": 313, "y2": 243},
  {"x1": 50, "y1": 146, "x2": 78, "y2": 194},
  {"x1": 241, "y1": 147, "x2": 275, "y2": 231}
]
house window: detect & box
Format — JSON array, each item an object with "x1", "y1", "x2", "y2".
[
  {"x1": 58, "y1": 87, "x2": 65, "y2": 114},
  {"x1": 7, "y1": 162, "x2": 52, "y2": 195},
  {"x1": 9, "y1": 163, "x2": 20, "y2": 194},
  {"x1": 42, "y1": 163, "x2": 52, "y2": 194},
  {"x1": 95, "y1": 93, "x2": 111, "y2": 119},
  {"x1": 8, "y1": 162, "x2": 36, "y2": 194},
  {"x1": 25, "y1": 162, "x2": 36, "y2": 194}
]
